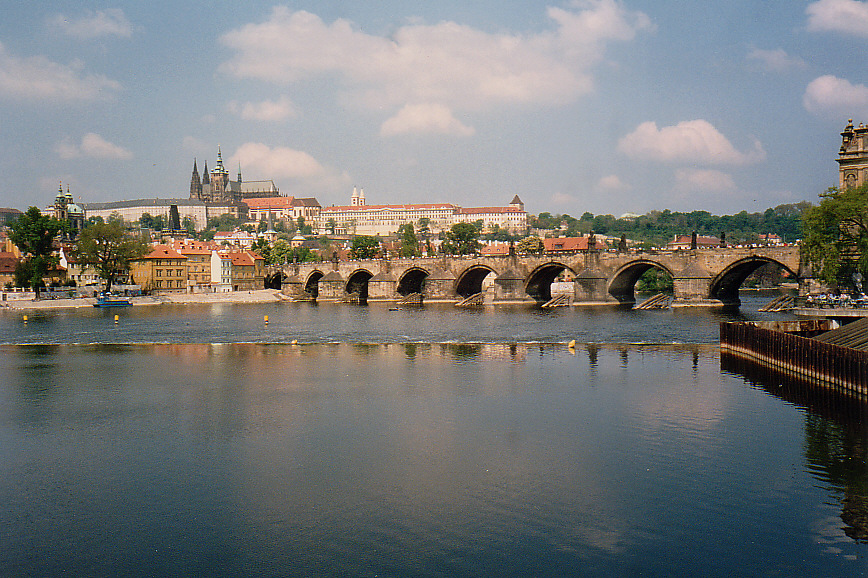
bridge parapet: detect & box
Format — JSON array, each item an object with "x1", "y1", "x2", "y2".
[{"x1": 280, "y1": 246, "x2": 809, "y2": 306}]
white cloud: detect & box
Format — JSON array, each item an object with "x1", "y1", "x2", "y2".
[
  {"x1": 228, "y1": 96, "x2": 297, "y2": 122},
  {"x1": 746, "y1": 47, "x2": 806, "y2": 72},
  {"x1": 229, "y1": 142, "x2": 351, "y2": 193},
  {"x1": 49, "y1": 9, "x2": 132, "y2": 40},
  {"x1": 803, "y1": 75, "x2": 868, "y2": 116},
  {"x1": 55, "y1": 133, "x2": 133, "y2": 160},
  {"x1": 219, "y1": 1, "x2": 652, "y2": 115},
  {"x1": 0, "y1": 41, "x2": 120, "y2": 101},
  {"x1": 550, "y1": 192, "x2": 576, "y2": 205},
  {"x1": 597, "y1": 174, "x2": 630, "y2": 192},
  {"x1": 675, "y1": 169, "x2": 736, "y2": 193},
  {"x1": 617, "y1": 120, "x2": 766, "y2": 165},
  {"x1": 380, "y1": 103, "x2": 475, "y2": 137},
  {"x1": 806, "y1": 0, "x2": 868, "y2": 37}
]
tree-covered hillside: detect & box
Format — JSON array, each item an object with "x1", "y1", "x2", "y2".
[{"x1": 530, "y1": 202, "x2": 810, "y2": 247}]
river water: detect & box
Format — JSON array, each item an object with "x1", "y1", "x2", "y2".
[{"x1": 0, "y1": 293, "x2": 865, "y2": 576}]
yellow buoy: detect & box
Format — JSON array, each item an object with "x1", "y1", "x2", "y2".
[
  {"x1": 114, "y1": 314, "x2": 119, "y2": 323},
  {"x1": 568, "y1": 339, "x2": 576, "y2": 349},
  {"x1": 264, "y1": 315, "x2": 269, "y2": 324},
  {"x1": 22, "y1": 315, "x2": 27, "y2": 322}
]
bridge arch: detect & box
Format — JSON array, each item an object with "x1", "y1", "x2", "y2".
[
  {"x1": 264, "y1": 271, "x2": 285, "y2": 289},
  {"x1": 709, "y1": 257, "x2": 799, "y2": 304},
  {"x1": 346, "y1": 268, "x2": 374, "y2": 301},
  {"x1": 525, "y1": 261, "x2": 576, "y2": 302},
  {"x1": 397, "y1": 267, "x2": 430, "y2": 296},
  {"x1": 455, "y1": 265, "x2": 496, "y2": 298},
  {"x1": 608, "y1": 260, "x2": 675, "y2": 304},
  {"x1": 304, "y1": 270, "x2": 325, "y2": 298}
]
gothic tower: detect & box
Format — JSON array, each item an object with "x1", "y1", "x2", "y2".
[{"x1": 190, "y1": 158, "x2": 202, "y2": 200}]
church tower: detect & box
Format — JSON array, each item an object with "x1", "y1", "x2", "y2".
[
  {"x1": 190, "y1": 159, "x2": 202, "y2": 200},
  {"x1": 837, "y1": 119, "x2": 868, "y2": 189}
]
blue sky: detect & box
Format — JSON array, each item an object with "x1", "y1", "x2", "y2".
[{"x1": 1, "y1": 1, "x2": 866, "y2": 217}]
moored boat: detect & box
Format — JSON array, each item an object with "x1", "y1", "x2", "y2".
[{"x1": 93, "y1": 293, "x2": 133, "y2": 307}]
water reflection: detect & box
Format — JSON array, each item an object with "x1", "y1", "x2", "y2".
[
  {"x1": 0, "y1": 343, "x2": 863, "y2": 576},
  {"x1": 722, "y1": 353, "x2": 868, "y2": 546}
]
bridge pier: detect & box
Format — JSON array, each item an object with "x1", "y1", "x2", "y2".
[
  {"x1": 424, "y1": 266, "x2": 458, "y2": 302},
  {"x1": 318, "y1": 271, "x2": 346, "y2": 301},
  {"x1": 671, "y1": 262, "x2": 730, "y2": 307},
  {"x1": 494, "y1": 268, "x2": 535, "y2": 303},
  {"x1": 368, "y1": 271, "x2": 397, "y2": 301},
  {"x1": 573, "y1": 267, "x2": 609, "y2": 303}
]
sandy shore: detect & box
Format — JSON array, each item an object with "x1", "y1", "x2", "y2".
[{"x1": 2, "y1": 289, "x2": 286, "y2": 310}]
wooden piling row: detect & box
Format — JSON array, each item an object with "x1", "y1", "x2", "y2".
[{"x1": 720, "y1": 322, "x2": 867, "y2": 397}]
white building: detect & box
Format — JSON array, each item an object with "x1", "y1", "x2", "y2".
[
  {"x1": 317, "y1": 188, "x2": 527, "y2": 236},
  {"x1": 82, "y1": 199, "x2": 243, "y2": 231}
]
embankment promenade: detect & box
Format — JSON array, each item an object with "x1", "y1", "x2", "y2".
[{"x1": 1, "y1": 289, "x2": 286, "y2": 310}]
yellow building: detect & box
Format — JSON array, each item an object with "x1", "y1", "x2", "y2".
[
  {"x1": 130, "y1": 245, "x2": 188, "y2": 293},
  {"x1": 224, "y1": 251, "x2": 265, "y2": 291},
  {"x1": 176, "y1": 243, "x2": 213, "y2": 290}
]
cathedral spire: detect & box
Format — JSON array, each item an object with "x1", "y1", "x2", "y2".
[
  {"x1": 237, "y1": 162, "x2": 242, "y2": 184},
  {"x1": 190, "y1": 158, "x2": 202, "y2": 199}
]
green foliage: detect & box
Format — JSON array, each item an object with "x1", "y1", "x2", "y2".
[
  {"x1": 516, "y1": 236, "x2": 544, "y2": 255},
  {"x1": 398, "y1": 223, "x2": 419, "y2": 257},
  {"x1": 8, "y1": 206, "x2": 65, "y2": 290},
  {"x1": 802, "y1": 184, "x2": 868, "y2": 290},
  {"x1": 636, "y1": 268, "x2": 673, "y2": 293},
  {"x1": 351, "y1": 235, "x2": 381, "y2": 259},
  {"x1": 182, "y1": 217, "x2": 196, "y2": 237},
  {"x1": 251, "y1": 238, "x2": 271, "y2": 263},
  {"x1": 139, "y1": 212, "x2": 165, "y2": 230},
  {"x1": 528, "y1": 203, "x2": 808, "y2": 247},
  {"x1": 297, "y1": 216, "x2": 312, "y2": 235},
  {"x1": 207, "y1": 213, "x2": 245, "y2": 232},
  {"x1": 72, "y1": 220, "x2": 148, "y2": 292},
  {"x1": 441, "y1": 222, "x2": 480, "y2": 255}
]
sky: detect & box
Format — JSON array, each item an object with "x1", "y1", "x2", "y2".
[{"x1": 1, "y1": 1, "x2": 867, "y2": 217}]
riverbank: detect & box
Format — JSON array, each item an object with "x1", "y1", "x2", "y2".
[{"x1": 1, "y1": 289, "x2": 286, "y2": 310}]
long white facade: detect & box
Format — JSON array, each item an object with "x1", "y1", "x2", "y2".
[{"x1": 317, "y1": 190, "x2": 527, "y2": 236}]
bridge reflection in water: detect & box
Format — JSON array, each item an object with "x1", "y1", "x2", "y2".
[
  {"x1": 722, "y1": 352, "x2": 868, "y2": 545},
  {"x1": 274, "y1": 246, "x2": 806, "y2": 307}
]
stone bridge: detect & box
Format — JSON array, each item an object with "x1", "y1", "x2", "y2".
[{"x1": 275, "y1": 246, "x2": 807, "y2": 307}]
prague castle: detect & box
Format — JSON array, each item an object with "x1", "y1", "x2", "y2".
[{"x1": 189, "y1": 147, "x2": 279, "y2": 203}]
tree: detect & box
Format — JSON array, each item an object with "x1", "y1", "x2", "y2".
[
  {"x1": 182, "y1": 216, "x2": 196, "y2": 237},
  {"x1": 802, "y1": 184, "x2": 868, "y2": 290},
  {"x1": 517, "y1": 236, "x2": 544, "y2": 255},
  {"x1": 297, "y1": 216, "x2": 312, "y2": 235},
  {"x1": 398, "y1": 223, "x2": 419, "y2": 257},
  {"x1": 8, "y1": 206, "x2": 65, "y2": 291},
  {"x1": 251, "y1": 238, "x2": 271, "y2": 263},
  {"x1": 441, "y1": 222, "x2": 480, "y2": 255},
  {"x1": 351, "y1": 235, "x2": 380, "y2": 259},
  {"x1": 72, "y1": 220, "x2": 148, "y2": 292},
  {"x1": 269, "y1": 239, "x2": 292, "y2": 264}
]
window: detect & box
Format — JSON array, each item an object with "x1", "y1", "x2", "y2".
[{"x1": 156, "y1": 269, "x2": 162, "y2": 277}]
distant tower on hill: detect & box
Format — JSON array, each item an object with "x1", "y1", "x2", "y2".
[
  {"x1": 837, "y1": 119, "x2": 868, "y2": 189},
  {"x1": 351, "y1": 186, "x2": 366, "y2": 206}
]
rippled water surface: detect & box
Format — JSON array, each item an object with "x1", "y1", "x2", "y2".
[{"x1": 0, "y1": 294, "x2": 864, "y2": 576}]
